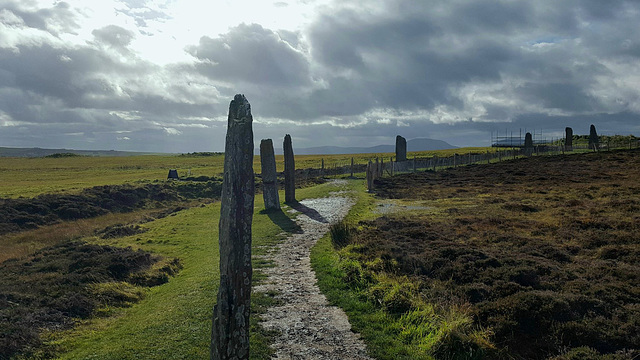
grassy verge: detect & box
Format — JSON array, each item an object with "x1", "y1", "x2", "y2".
[
  {"x1": 39, "y1": 181, "x2": 346, "y2": 360},
  {"x1": 310, "y1": 181, "x2": 454, "y2": 360},
  {"x1": 311, "y1": 150, "x2": 640, "y2": 359}
]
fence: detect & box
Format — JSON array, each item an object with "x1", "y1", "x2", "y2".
[{"x1": 290, "y1": 138, "x2": 640, "y2": 190}]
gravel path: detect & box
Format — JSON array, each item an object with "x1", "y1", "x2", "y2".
[{"x1": 254, "y1": 189, "x2": 372, "y2": 359}]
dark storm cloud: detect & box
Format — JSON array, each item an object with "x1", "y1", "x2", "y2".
[
  {"x1": 293, "y1": 0, "x2": 640, "y2": 134},
  {"x1": 187, "y1": 24, "x2": 311, "y2": 88},
  {"x1": 2, "y1": 0, "x2": 640, "y2": 152},
  {"x1": 0, "y1": 6, "x2": 224, "y2": 151}
]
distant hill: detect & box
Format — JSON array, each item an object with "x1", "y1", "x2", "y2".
[
  {"x1": 271, "y1": 138, "x2": 457, "y2": 155},
  {"x1": 0, "y1": 147, "x2": 156, "y2": 157}
]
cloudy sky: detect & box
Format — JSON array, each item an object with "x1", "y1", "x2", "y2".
[{"x1": 1, "y1": 0, "x2": 639, "y2": 152}]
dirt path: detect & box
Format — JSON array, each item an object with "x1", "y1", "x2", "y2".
[{"x1": 254, "y1": 188, "x2": 372, "y2": 359}]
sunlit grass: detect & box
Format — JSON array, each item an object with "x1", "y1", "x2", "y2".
[
  {"x1": 0, "y1": 209, "x2": 162, "y2": 263},
  {"x1": 0, "y1": 147, "x2": 495, "y2": 198},
  {"x1": 40, "y1": 182, "x2": 345, "y2": 360}
]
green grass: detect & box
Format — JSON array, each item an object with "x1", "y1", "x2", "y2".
[
  {"x1": 48, "y1": 203, "x2": 219, "y2": 359},
  {"x1": 40, "y1": 181, "x2": 347, "y2": 360},
  {"x1": 317, "y1": 150, "x2": 640, "y2": 359},
  {"x1": 309, "y1": 180, "x2": 420, "y2": 359},
  {"x1": 310, "y1": 180, "x2": 494, "y2": 359},
  {"x1": 0, "y1": 148, "x2": 496, "y2": 198}
]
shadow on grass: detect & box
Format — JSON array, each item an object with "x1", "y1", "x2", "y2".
[
  {"x1": 288, "y1": 201, "x2": 328, "y2": 223},
  {"x1": 261, "y1": 209, "x2": 303, "y2": 234}
]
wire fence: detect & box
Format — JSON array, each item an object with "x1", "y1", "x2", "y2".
[{"x1": 291, "y1": 139, "x2": 640, "y2": 189}]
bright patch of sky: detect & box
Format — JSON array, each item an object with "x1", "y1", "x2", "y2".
[{"x1": 40, "y1": 0, "x2": 328, "y2": 65}]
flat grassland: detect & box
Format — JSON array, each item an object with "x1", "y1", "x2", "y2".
[
  {"x1": 0, "y1": 166, "x2": 345, "y2": 360},
  {"x1": 316, "y1": 149, "x2": 639, "y2": 359},
  {"x1": 5, "y1": 147, "x2": 631, "y2": 360},
  {"x1": 0, "y1": 147, "x2": 494, "y2": 198}
]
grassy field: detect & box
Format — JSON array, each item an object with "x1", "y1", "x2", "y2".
[
  {"x1": 0, "y1": 172, "x2": 348, "y2": 359},
  {"x1": 0, "y1": 148, "x2": 499, "y2": 198},
  {"x1": 5, "y1": 147, "x2": 637, "y2": 359},
  {"x1": 311, "y1": 149, "x2": 640, "y2": 359}
]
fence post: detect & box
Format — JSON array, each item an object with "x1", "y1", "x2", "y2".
[
  {"x1": 350, "y1": 157, "x2": 354, "y2": 178},
  {"x1": 413, "y1": 156, "x2": 416, "y2": 173},
  {"x1": 321, "y1": 158, "x2": 324, "y2": 177},
  {"x1": 366, "y1": 161, "x2": 373, "y2": 192}
]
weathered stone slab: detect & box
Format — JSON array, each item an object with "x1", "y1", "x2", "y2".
[
  {"x1": 211, "y1": 94, "x2": 255, "y2": 360},
  {"x1": 524, "y1": 132, "x2": 534, "y2": 156},
  {"x1": 565, "y1": 127, "x2": 573, "y2": 151},
  {"x1": 283, "y1": 134, "x2": 296, "y2": 203},
  {"x1": 589, "y1": 124, "x2": 599, "y2": 151},
  {"x1": 260, "y1": 139, "x2": 280, "y2": 211},
  {"x1": 396, "y1": 135, "x2": 407, "y2": 162}
]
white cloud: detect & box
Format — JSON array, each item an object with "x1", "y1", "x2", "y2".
[
  {"x1": 2, "y1": 0, "x2": 640, "y2": 152},
  {"x1": 163, "y1": 127, "x2": 182, "y2": 135}
]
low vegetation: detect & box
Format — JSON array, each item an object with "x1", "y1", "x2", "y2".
[
  {"x1": 0, "y1": 147, "x2": 498, "y2": 198},
  {"x1": 0, "y1": 241, "x2": 181, "y2": 359},
  {"x1": 313, "y1": 149, "x2": 639, "y2": 359},
  {"x1": 0, "y1": 181, "x2": 222, "y2": 235},
  {"x1": 3, "y1": 147, "x2": 638, "y2": 359},
  {"x1": 0, "y1": 157, "x2": 341, "y2": 360}
]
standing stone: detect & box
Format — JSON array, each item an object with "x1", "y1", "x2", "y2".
[
  {"x1": 524, "y1": 132, "x2": 534, "y2": 156},
  {"x1": 589, "y1": 124, "x2": 599, "y2": 151},
  {"x1": 260, "y1": 139, "x2": 279, "y2": 211},
  {"x1": 396, "y1": 135, "x2": 407, "y2": 162},
  {"x1": 565, "y1": 127, "x2": 573, "y2": 151},
  {"x1": 211, "y1": 94, "x2": 255, "y2": 360},
  {"x1": 283, "y1": 134, "x2": 296, "y2": 203}
]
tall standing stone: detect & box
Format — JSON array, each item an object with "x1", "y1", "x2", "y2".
[
  {"x1": 524, "y1": 132, "x2": 534, "y2": 156},
  {"x1": 211, "y1": 94, "x2": 255, "y2": 360},
  {"x1": 589, "y1": 124, "x2": 599, "y2": 151},
  {"x1": 565, "y1": 127, "x2": 573, "y2": 151},
  {"x1": 260, "y1": 139, "x2": 279, "y2": 211},
  {"x1": 396, "y1": 135, "x2": 407, "y2": 162},
  {"x1": 283, "y1": 134, "x2": 296, "y2": 203}
]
